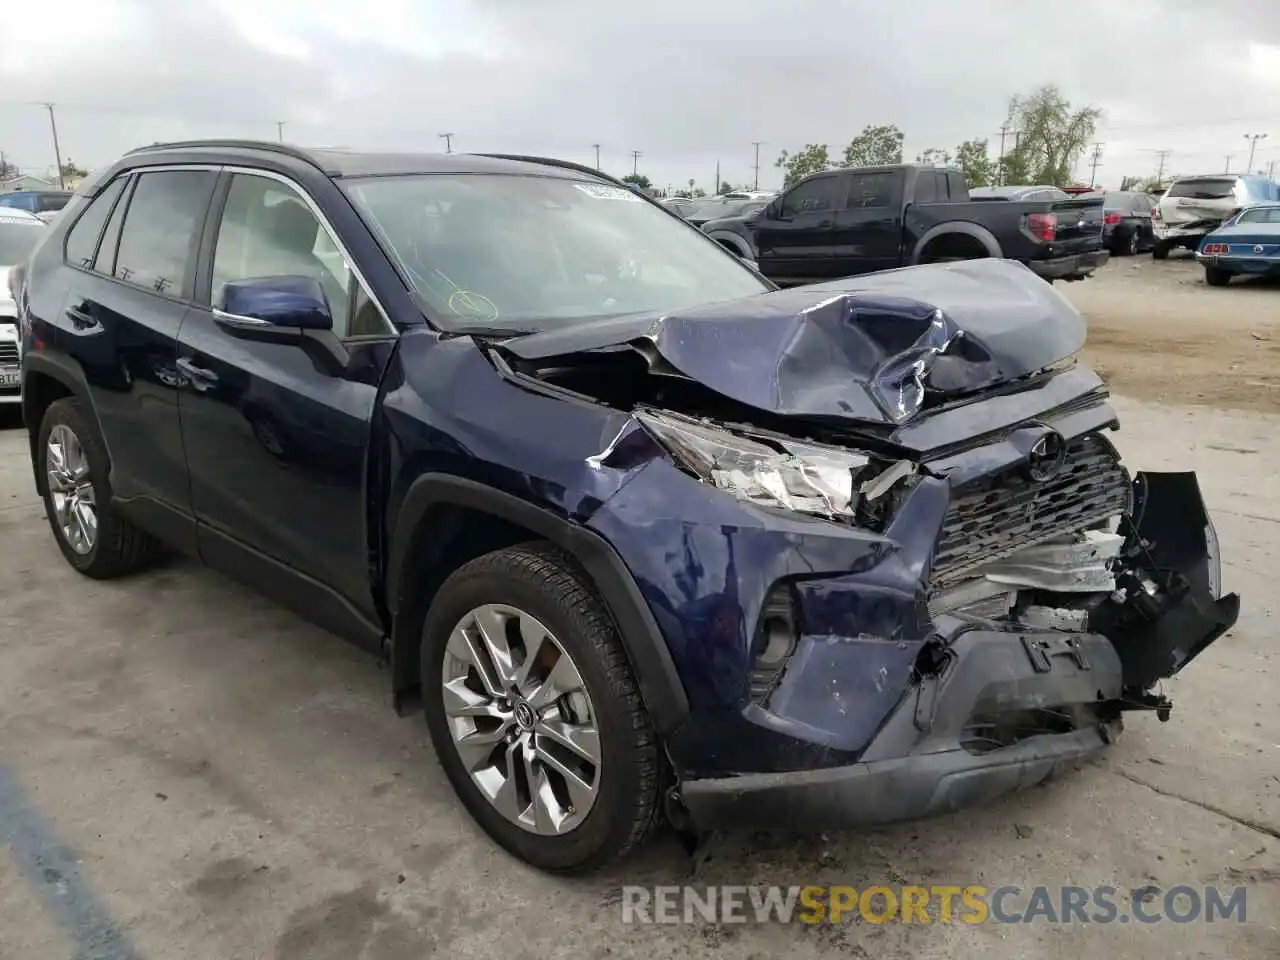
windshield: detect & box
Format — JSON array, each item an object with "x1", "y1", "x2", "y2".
[
  {"x1": 0, "y1": 219, "x2": 44, "y2": 264},
  {"x1": 344, "y1": 174, "x2": 769, "y2": 332},
  {"x1": 1235, "y1": 206, "x2": 1280, "y2": 225},
  {"x1": 1167, "y1": 179, "x2": 1236, "y2": 200}
]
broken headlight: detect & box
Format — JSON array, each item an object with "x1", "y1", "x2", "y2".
[{"x1": 636, "y1": 409, "x2": 870, "y2": 519}]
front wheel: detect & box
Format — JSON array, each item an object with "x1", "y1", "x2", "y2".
[
  {"x1": 421, "y1": 542, "x2": 660, "y2": 872},
  {"x1": 1204, "y1": 267, "x2": 1232, "y2": 287}
]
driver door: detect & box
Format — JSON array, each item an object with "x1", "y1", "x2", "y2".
[
  {"x1": 176, "y1": 170, "x2": 398, "y2": 623},
  {"x1": 753, "y1": 174, "x2": 843, "y2": 284}
]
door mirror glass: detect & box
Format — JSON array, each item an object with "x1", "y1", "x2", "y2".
[{"x1": 219, "y1": 275, "x2": 333, "y2": 330}]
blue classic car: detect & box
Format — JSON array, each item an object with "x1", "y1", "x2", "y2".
[{"x1": 1195, "y1": 202, "x2": 1280, "y2": 286}]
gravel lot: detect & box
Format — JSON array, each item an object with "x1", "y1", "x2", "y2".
[{"x1": 2, "y1": 256, "x2": 1278, "y2": 959}]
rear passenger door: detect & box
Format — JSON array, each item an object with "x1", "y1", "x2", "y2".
[
  {"x1": 831, "y1": 170, "x2": 903, "y2": 276},
  {"x1": 56, "y1": 166, "x2": 218, "y2": 550},
  {"x1": 177, "y1": 169, "x2": 397, "y2": 622}
]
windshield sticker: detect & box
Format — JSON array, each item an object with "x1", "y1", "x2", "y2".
[{"x1": 574, "y1": 184, "x2": 642, "y2": 202}]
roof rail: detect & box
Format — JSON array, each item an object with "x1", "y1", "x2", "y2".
[
  {"x1": 473, "y1": 153, "x2": 628, "y2": 188},
  {"x1": 125, "y1": 139, "x2": 326, "y2": 171}
]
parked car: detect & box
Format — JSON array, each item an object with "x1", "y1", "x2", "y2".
[
  {"x1": 1195, "y1": 202, "x2": 1280, "y2": 285},
  {"x1": 684, "y1": 196, "x2": 770, "y2": 228},
  {"x1": 17, "y1": 141, "x2": 1237, "y2": 872},
  {"x1": 1094, "y1": 191, "x2": 1157, "y2": 255},
  {"x1": 1152, "y1": 174, "x2": 1279, "y2": 259},
  {"x1": 702, "y1": 164, "x2": 1109, "y2": 285},
  {"x1": 660, "y1": 197, "x2": 694, "y2": 215},
  {"x1": 0, "y1": 208, "x2": 47, "y2": 405},
  {"x1": 968, "y1": 184, "x2": 1070, "y2": 201},
  {"x1": 0, "y1": 189, "x2": 74, "y2": 218}
]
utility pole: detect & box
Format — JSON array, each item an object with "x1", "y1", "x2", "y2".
[
  {"x1": 1152, "y1": 149, "x2": 1172, "y2": 183},
  {"x1": 1088, "y1": 143, "x2": 1104, "y2": 187},
  {"x1": 996, "y1": 124, "x2": 1016, "y2": 186},
  {"x1": 592, "y1": 143, "x2": 600, "y2": 169},
  {"x1": 630, "y1": 150, "x2": 642, "y2": 176},
  {"x1": 1224, "y1": 155, "x2": 1235, "y2": 174},
  {"x1": 439, "y1": 132, "x2": 455, "y2": 154},
  {"x1": 714, "y1": 159, "x2": 720, "y2": 195},
  {"x1": 1269, "y1": 159, "x2": 1277, "y2": 179},
  {"x1": 276, "y1": 121, "x2": 285, "y2": 143},
  {"x1": 751, "y1": 140, "x2": 762, "y2": 190},
  {"x1": 44, "y1": 103, "x2": 65, "y2": 189},
  {"x1": 1243, "y1": 133, "x2": 1268, "y2": 173}
]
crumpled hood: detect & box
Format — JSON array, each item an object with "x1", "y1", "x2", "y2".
[{"x1": 503, "y1": 258, "x2": 1087, "y2": 425}]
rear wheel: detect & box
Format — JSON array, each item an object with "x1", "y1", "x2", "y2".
[
  {"x1": 1204, "y1": 267, "x2": 1232, "y2": 287},
  {"x1": 36, "y1": 398, "x2": 161, "y2": 578},
  {"x1": 1125, "y1": 230, "x2": 1140, "y2": 256},
  {"x1": 1152, "y1": 240, "x2": 1171, "y2": 260},
  {"x1": 421, "y1": 542, "x2": 660, "y2": 872}
]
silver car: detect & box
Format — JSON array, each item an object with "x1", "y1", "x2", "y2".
[{"x1": 0, "y1": 208, "x2": 47, "y2": 405}]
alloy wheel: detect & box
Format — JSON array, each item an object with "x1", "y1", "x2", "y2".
[
  {"x1": 46, "y1": 423, "x2": 97, "y2": 555},
  {"x1": 441, "y1": 603, "x2": 602, "y2": 835}
]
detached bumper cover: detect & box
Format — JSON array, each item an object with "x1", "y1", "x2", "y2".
[{"x1": 1026, "y1": 249, "x2": 1110, "y2": 280}]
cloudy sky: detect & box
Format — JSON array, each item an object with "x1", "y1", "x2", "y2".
[{"x1": 2, "y1": 0, "x2": 1278, "y2": 192}]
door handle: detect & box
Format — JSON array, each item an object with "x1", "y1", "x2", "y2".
[
  {"x1": 176, "y1": 357, "x2": 219, "y2": 390},
  {"x1": 64, "y1": 306, "x2": 100, "y2": 331}
]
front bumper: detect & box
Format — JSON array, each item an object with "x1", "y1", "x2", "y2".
[
  {"x1": 1027, "y1": 249, "x2": 1109, "y2": 280},
  {"x1": 681, "y1": 622, "x2": 1121, "y2": 828}
]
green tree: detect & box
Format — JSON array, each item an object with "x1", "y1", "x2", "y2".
[
  {"x1": 842, "y1": 124, "x2": 904, "y2": 168},
  {"x1": 916, "y1": 147, "x2": 952, "y2": 166},
  {"x1": 1003, "y1": 85, "x2": 1101, "y2": 186},
  {"x1": 621, "y1": 173, "x2": 652, "y2": 190},
  {"x1": 775, "y1": 144, "x2": 831, "y2": 188},
  {"x1": 954, "y1": 139, "x2": 996, "y2": 187},
  {"x1": 60, "y1": 158, "x2": 89, "y2": 179},
  {"x1": 717, "y1": 180, "x2": 735, "y2": 195},
  {"x1": 1119, "y1": 175, "x2": 1142, "y2": 191}
]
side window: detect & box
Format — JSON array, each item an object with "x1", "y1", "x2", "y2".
[
  {"x1": 114, "y1": 170, "x2": 217, "y2": 297},
  {"x1": 781, "y1": 177, "x2": 838, "y2": 217},
  {"x1": 913, "y1": 172, "x2": 938, "y2": 204},
  {"x1": 64, "y1": 178, "x2": 127, "y2": 269},
  {"x1": 212, "y1": 173, "x2": 388, "y2": 338},
  {"x1": 843, "y1": 172, "x2": 894, "y2": 210},
  {"x1": 94, "y1": 177, "x2": 134, "y2": 275}
]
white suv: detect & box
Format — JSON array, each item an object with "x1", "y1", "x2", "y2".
[{"x1": 1152, "y1": 174, "x2": 1279, "y2": 258}]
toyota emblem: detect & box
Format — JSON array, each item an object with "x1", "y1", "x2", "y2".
[
  {"x1": 1255, "y1": 245, "x2": 1265, "y2": 254},
  {"x1": 1026, "y1": 431, "x2": 1068, "y2": 482}
]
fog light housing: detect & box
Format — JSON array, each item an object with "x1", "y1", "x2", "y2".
[{"x1": 748, "y1": 585, "x2": 798, "y2": 704}]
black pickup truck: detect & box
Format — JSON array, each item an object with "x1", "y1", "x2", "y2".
[{"x1": 702, "y1": 164, "x2": 1109, "y2": 286}]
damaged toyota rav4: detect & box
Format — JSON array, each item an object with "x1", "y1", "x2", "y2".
[{"x1": 19, "y1": 143, "x2": 1239, "y2": 873}]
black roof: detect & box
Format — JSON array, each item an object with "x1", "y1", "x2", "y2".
[{"x1": 124, "y1": 139, "x2": 618, "y2": 183}]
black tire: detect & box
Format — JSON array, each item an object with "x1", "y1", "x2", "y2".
[
  {"x1": 1152, "y1": 241, "x2": 1171, "y2": 260},
  {"x1": 36, "y1": 397, "x2": 162, "y2": 578},
  {"x1": 421, "y1": 542, "x2": 660, "y2": 872},
  {"x1": 1125, "y1": 230, "x2": 1140, "y2": 256},
  {"x1": 1204, "y1": 267, "x2": 1232, "y2": 287}
]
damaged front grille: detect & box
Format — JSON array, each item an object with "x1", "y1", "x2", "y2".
[{"x1": 930, "y1": 434, "x2": 1131, "y2": 592}]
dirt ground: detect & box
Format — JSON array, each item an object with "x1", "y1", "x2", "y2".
[
  {"x1": 1066, "y1": 251, "x2": 1280, "y2": 413},
  {"x1": 1, "y1": 255, "x2": 1278, "y2": 959}
]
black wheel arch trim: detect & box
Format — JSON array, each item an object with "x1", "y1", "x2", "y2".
[
  {"x1": 911, "y1": 222, "x2": 1003, "y2": 263},
  {"x1": 21, "y1": 351, "x2": 101, "y2": 486},
  {"x1": 386, "y1": 473, "x2": 690, "y2": 734}
]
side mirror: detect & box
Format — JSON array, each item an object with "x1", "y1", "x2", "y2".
[
  {"x1": 765, "y1": 198, "x2": 783, "y2": 219},
  {"x1": 216, "y1": 276, "x2": 333, "y2": 333}
]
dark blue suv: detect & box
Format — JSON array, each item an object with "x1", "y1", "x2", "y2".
[{"x1": 14, "y1": 141, "x2": 1238, "y2": 872}]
